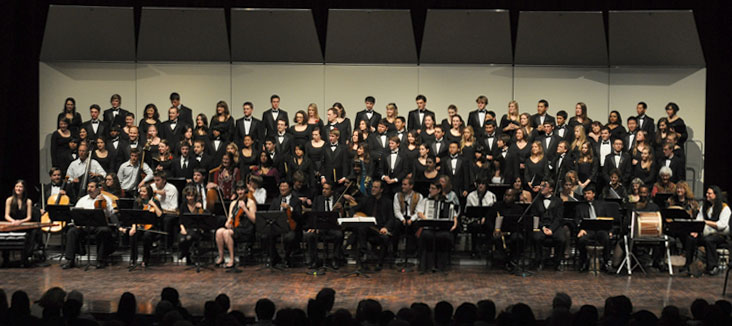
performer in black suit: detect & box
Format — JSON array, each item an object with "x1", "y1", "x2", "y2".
[
  {"x1": 348, "y1": 179, "x2": 398, "y2": 271},
  {"x1": 368, "y1": 119, "x2": 391, "y2": 162},
  {"x1": 209, "y1": 125, "x2": 229, "y2": 168},
  {"x1": 353, "y1": 96, "x2": 381, "y2": 133},
  {"x1": 530, "y1": 99, "x2": 555, "y2": 130},
  {"x1": 658, "y1": 142, "x2": 685, "y2": 183},
  {"x1": 602, "y1": 138, "x2": 632, "y2": 186},
  {"x1": 441, "y1": 142, "x2": 470, "y2": 197},
  {"x1": 529, "y1": 180, "x2": 567, "y2": 271},
  {"x1": 81, "y1": 104, "x2": 108, "y2": 142},
  {"x1": 42, "y1": 167, "x2": 76, "y2": 205},
  {"x1": 102, "y1": 94, "x2": 130, "y2": 129},
  {"x1": 159, "y1": 107, "x2": 188, "y2": 148},
  {"x1": 430, "y1": 126, "x2": 449, "y2": 162},
  {"x1": 539, "y1": 121, "x2": 561, "y2": 161},
  {"x1": 320, "y1": 129, "x2": 350, "y2": 187},
  {"x1": 262, "y1": 180, "x2": 303, "y2": 267},
  {"x1": 305, "y1": 182, "x2": 345, "y2": 269},
  {"x1": 407, "y1": 94, "x2": 435, "y2": 133},
  {"x1": 574, "y1": 186, "x2": 611, "y2": 272},
  {"x1": 170, "y1": 142, "x2": 195, "y2": 180},
  {"x1": 379, "y1": 136, "x2": 410, "y2": 197},
  {"x1": 480, "y1": 121, "x2": 500, "y2": 161},
  {"x1": 467, "y1": 95, "x2": 490, "y2": 138},
  {"x1": 624, "y1": 117, "x2": 639, "y2": 153},
  {"x1": 635, "y1": 101, "x2": 655, "y2": 142},
  {"x1": 554, "y1": 110, "x2": 572, "y2": 143},
  {"x1": 192, "y1": 140, "x2": 214, "y2": 172},
  {"x1": 547, "y1": 141, "x2": 576, "y2": 188},
  {"x1": 273, "y1": 119, "x2": 294, "y2": 156},
  {"x1": 170, "y1": 92, "x2": 193, "y2": 128},
  {"x1": 234, "y1": 101, "x2": 265, "y2": 150},
  {"x1": 261, "y1": 94, "x2": 289, "y2": 140}
]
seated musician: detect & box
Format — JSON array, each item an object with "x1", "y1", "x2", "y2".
[
  {"x1": 119, "y1": 184, "x2": 162, "y2": 269},
  {"x1": 207, "y1": 152, "x2": 241, "y2": 201},
  {"x1": 3, "y1": 180, "x2": 38, "y2": 267},
  {"x1": 575, "y1": 185, "x2": 612, "y2": 272},
  {"x1": 61, "y1": 177, "x2": 115, "y2": 269},
  {"x1": 491, "y1": 189, "x2": 526, "y2": 272},
  {"x1": 668, "y1": 181, "x2": 699, "y2": 218},
  {"x1": 464, "y1": 178, "x2": 497, "y2": 258},
  {"x1": 344, "y1": 179, "x2": 397, "y2": 271},
  {"x1": 651, "y1": 166, "x2": 676, "y2": 198},
  {"x1": 393, "y1": 178, "x2": 423, "y2": 256},
  {"x1": 529, "y1": 180, "x2": 567, "y2": 271},
  {"x1": 190, "y1": 168, "x2": 211, "y2": 210},
  {"x1": 117, "y1": 148, "x2": 153, "y2": 198},
  {"x1": 179, "y1": 185, "x2": 206, "y2": 265},
  {"x1": 601, "y1": 169, "x2": 626, "y2": 200},
  {"x1": 263, "y1": 180, "x2": 303, "y2": 268},
  {"x1": 631, "y1": 184, "x2": 668, "y2": 272},
  {"x1": 247, "y1": 175, "x2": 267, "y2": 205},
  {"x1": 151, "y1": 171, "x2": 179, "y2": 250},
  {"x1": 42, "y1": 167, "x2": 75, "y2": 210},
  {"x1": 680, "y1": 186, "x2": 730, "y2": 276},
  {"x1": 305, "y1": 181, "x2": 345, "y2": 270},
  {"x1": 65, "y1": 142, "x2": 106, "y2": 194},
  {"x1": 291, "y1": 171, "x2": 313, "y2": 208},
  {"x1": 415, "y1": 181, "x2": 459, "y2": 273},
  {"x1": 215, "y1": 181, "x2": 256, "y2": 269}
]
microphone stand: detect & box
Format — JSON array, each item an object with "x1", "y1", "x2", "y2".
[{"x1": 514, "y1": 190, "x2": 542, "y2": 277}]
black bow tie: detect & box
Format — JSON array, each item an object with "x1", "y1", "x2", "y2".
[
  {"x1": 244, "y1": 117, "x2": 251, "y2": 122},
  {"x1": 92, "y1": 120, "x2": 99, "y2": 124},
  {"x1": 52, "y1": 183, "x2": 61, "y2": 187},
  {"x1": 435, "y1": 139, "x2": 442, "y2": 143},
  {"x1": 603, "y1": 141, "x2": 610, "y2": 145},
  {"x1": 380, "y1": 133, "x2": 386, "y2": 136},
  {"x1": 111, "y1": 137, "x2": 119, "y2": 142},
  {"x1": 272, "y1": 110, "x2": 279, "y2": 114},
  {"x1": 478, "y1": 110, "x2": 486, "y2": 113},
  {"x1": 487, "y1": 134, "x2": 494, "y2": 138},
  {"x1": 131, "y1": 142, "x2": 137, "y2": 146},
  {"x1": 391, "y1": 151, "x2": 398, "y2": 155},
  {"x1": 278, "y1": 133, "x2": 285, "y2": 137},
  {"x1": 451, "y1": 155, "x2": 458, "y2": 159},
  {"x1": 546, "y1": 134, "x2": 553, "y2": 138},
  {"x1": 330, "y1": 143, "x2": 338, "y2": 147}
]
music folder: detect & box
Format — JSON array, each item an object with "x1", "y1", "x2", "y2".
[
  {"x1": 118, "y1": 209, "x2": 158, "y2": 227},
  {"x1": 305, "y1": 211, "x2": 341, "y2": 230},
  {"x1": 579, "y1": 218, "x2": 614, "y2": 232},
  {"x1": 180, "y1": 212, "x2": 218, "y2": 231},
  {"x1": 338, "y1": 216, "x2": 376, "y2": 229}
]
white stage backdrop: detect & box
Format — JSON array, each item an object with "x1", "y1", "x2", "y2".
[{"x1": 38, "y1": 62, "x2": 706, "y2": 195}]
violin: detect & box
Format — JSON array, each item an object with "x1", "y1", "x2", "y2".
[{"x1": 94, "y1": 196, "x2": 107, "y2": 210}]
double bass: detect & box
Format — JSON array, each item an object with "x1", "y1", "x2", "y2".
[{"x1": 40, "y1": 177, "x2": 70, "y2": 233}]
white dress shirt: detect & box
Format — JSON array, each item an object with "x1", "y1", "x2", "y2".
[
  {"x1": 151, "y1": 182, "x2": 179, "y2": 212},
  {"x1": 697, "y1": 204, "x2": 731, "y2": 236},
  {"x1": 74, "y1": 193, "x2": 114, "y2": 219},
  {"x1": 393, "y1": 191, "x2": 422, "y2": 222},
  {"x1": 66, "y1": 158, "x2": 106, "y2": 180},
  {"x1": 117, "y1": 161, "x2": 153, "y2": 191},
  {"x1": 466, "y1": 190, "x2": 497, "y2": 207}
]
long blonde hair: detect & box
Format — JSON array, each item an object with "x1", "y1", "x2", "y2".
[
  {"x1": 571, "y1": 125, "x2": 587, "y2": 152},
  {"x1": 307, "y1": 103, "x2": 320, "y2": 120},
  {"x1": 508, "y1": 100, "x2": 520, "y2": 120},
  {"x1": 530, "y1": 140, "x2": 544, "y2": 161},
  {"x1": 461, "y1": 126, "x2": 475, "y2": 149}
]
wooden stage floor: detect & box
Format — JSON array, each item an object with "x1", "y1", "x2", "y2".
[{"x1": 0, "y1": 264, "x2": 729, "y2": 319}]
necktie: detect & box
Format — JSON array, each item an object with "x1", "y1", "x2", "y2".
[
  {"x1": 589, "y1": 202, "x2": 597, "y2": 219},
  {"x1": 326, "y1": 198, "x2": 331, "y2": 212},
  {"x1": 183, "y1": 158, "x2": 187, "y2": 169}
]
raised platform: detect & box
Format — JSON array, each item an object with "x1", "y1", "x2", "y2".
[{"x1": 0, "y1": 263, "x2": 728, "y2": 319}]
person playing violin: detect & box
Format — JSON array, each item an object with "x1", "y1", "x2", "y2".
[
  {"x1": 61, "y1": 177, "x2": 115, "y2": 269},
  {"x1": 214, "y1": 181, "x2": 256, "y2": 269},
  {"x1": 119, "y1": 184, "x2": 162, "y2": 270}
]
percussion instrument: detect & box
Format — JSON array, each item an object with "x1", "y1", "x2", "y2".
[{"x1": 633, "y1": 211, "x2": 663, "y2": 239}]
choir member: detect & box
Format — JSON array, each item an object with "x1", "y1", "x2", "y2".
[
  {"x1": 209, "y1": 100, "x2": 235, "y2": 143},
  {"x1": 82, "y1": 104, "x2": 108, "y2": 142},
  {"x1": 192, "y1": 140, "x2": 214, "y2": 172},
  {"x1": 390, "y1": 116, "x2": 409, "y2": 146},
  {"x1": 441, "y1": 142, "x2": 470, "y2": 197},
  {"x1": 384, "y1": 102, "x2": 399, "y2": 132},
  {"x1": 635, "y1": 102, "x2": 655, "y2": 142},
  {"x1": 568, "y1": 102, "x2": 592, "y2": 134},
  {"x1": 632, "y1": 147, "x2": 657, "y2": 186},
  {"x1": 469, "y1": 95, "x2": 491, "y2": 138},
  {"x1": 139, "y1": 104, "x2": 161, "y2": 142},
  {"x1": 539, "y1": 121, "x2": 561, "y2": 161},
  {"x1": 408, "y1": 94, "x2": 435, "y2": 133},
  {"x1": 379, "y1": 136, "x2": 409, "y2": 197},
  {"x1": 320, "y1": 129, "x2": 350, "y2": 187},
  {"x1": 170, "y1": 92, "x2": 194, "y2": 128},
  {"x1": 624, "y1": 117, "x2": 639, "y2": 153},
  {"x1": 606, "y1": 110, "x2": 626, "y2": 141},
  {"x1": 51, "y1": 118, "x2": 73, "y2": 173},
  {"x1": 194, "y1": 113, "x2": 210, "y2": 142},
  {"x1": 354, "y1": 96, "x2": 381, "y2": 133},
  {"x1": 602, "y1": 138, "x2": 632, "y2": 186},
  {"x1": 262, "y1": 94, "x2": 289, "y2": 140},
  {"x1": 333, "y1": 102, "x2": 353, "y2": 145},
  {"x1": 524, "y1": 141, "x2": 548, "y2": 192},
  {"x1": 664, "y1": 102, "x2": 688, "y2": 145},
  {"x1": 92, "y1": 137, "x2": 112, "y2": 173},
  {"x1": 554, "y1": 110, "x2": 571, "y2": 143},
  {"x1": 160, "y1": 107, "x2": 187, "y2": 148},
  {"x1": 57, "y1": 97, "x2": 82, "y2": 136},
  {"x1": 420, "y1": 115, "x2": 438, "y2": 146},
  {"x1": 658, "y1": 142, "x2": 685, "y2": 183},
  {"x1": 170, "y1": 142, "x2": 194, "y2": 181},
  {"x1": 530, "y1": 99, "x2": 555, "y2": 129},
  {"x1": 445, "y1": 114, "x2": 464, "y2": 145},
  {"x1": 273, "y1": 119, "x2": 294, "y2": 156},
  {"x1": 103, "y1": 94, "x2": 129, "y2": 129},
  {"x1": 575, "y1": 142, "x2": 598, "y2": 191},
  {"x1": 235, "y1": 101, "x2": 264, "y2": 150},
  {"x1": 499, "y1": 100, "x2": 521, "y2": 138},
  {"x1": 291, "y1": 110, "x2": 313, "y2": 149}
]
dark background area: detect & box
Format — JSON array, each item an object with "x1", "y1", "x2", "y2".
[{"x1": 1, "y1": 0, "x2": 730, "y2": 200}]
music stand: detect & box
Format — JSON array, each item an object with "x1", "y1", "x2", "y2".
[
  {"x1": 180, "y1": 213, "x2": 218, "y2": 273},
  {"x1": 69, "y1": 208, "x2": 108, "y2": 271},
  {"x1": 653, "y1": 193, "x2": 673, "y2": 209},
  {"x1": 117, "y1": 198, "x2": 135, "y2": 210},
  {"x1": 255, "y1": 211, "x2": 289, "y2": 271},
  {"x1": 661, "y1": 208, "x2": 698, "y2": 237},
  {"x1": 45, "y1": 205, "x2": 72, "y2": 261},
  {"x1": 118, "y1": 209, "x2": 165, "y2": 234},
  {"x1": 257, "y1": 204, "x2": 270, "y2": 213},
  {"x1": 167, "y1": 178, "x2": 187, "y2": 194},
  {"x1": 562, "y1": 201, "x2": 586, "y2": 227},
  {"x1": 304, "y1": 211, "x2": 341, "y2": 276},
  {"x1": 262, "y1": 176, "x2": 278, "y2": 202},
  {"x1": 338, "y1": 216, "x2": 377, "y2": 278}
]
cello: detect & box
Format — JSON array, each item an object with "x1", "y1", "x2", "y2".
[{"x1": 40, "y1": 177, "x2": 70, "y2": 233}]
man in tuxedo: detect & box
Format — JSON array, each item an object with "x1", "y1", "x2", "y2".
[
  {"x1": 574, "y1": 186, "x2": 611, "y2": 272},
  {"x1": 624, "y1": 117, "x2": 639, "y2": 153},
  {"x1": 273, "y1": 119, "x2": 294, "y2": 156},
  {"x1": 354, "y1": 96, "x2": 381, "y2": 133},
  {"x1": 347, "y1": 179, "x2": 397, "y2": 271},
  {"x1": 264, "y1": 180, "x2": 303, "y2": 267},
  {"x1": 105, "y1": 126, "x2": 125, "y2": 172},
  {"x1": 467, "y1": 95, "x2": 490, "y2": 138},
  {"x1": 262, "y1": 94, "x2": 289, "y2": 140},
  {"x1": 368, "y1": 119, "x2": 390, "y2": 161},
  {"x1": 442, "y1": 142, "x2": 470, "y2": 197},
  {"x1": 42, "y1": 167, "x2": 76, "y2": 206},
  {"x1": 594, "y1": 127, "x2": 613, "y2": 168},
  {"x1": 263, "y1": 138, "x2": 286, "y2": 178},
  {"x1": 190, "y1": 168, "x2": 211, "y2": 210},
  {"x1": 115, "y1": 126, "x2": 142, "y2": 174},
  {"x1": 380, "y1": 136, "x2": 409, "y2": 197},
  {"x1": 320, "y1": 130, "x2": 350, "y2": 187},
  {"x1": 209, "y1": 125, "x2": 228, "y2": 168},
  {"x1": 480, "y1": 121, "x2": 500, "y2": 161},
  {"x1": 103, "y1": 94, "x2": 129, "y2": 130},
  {"x1": 496, "y1": 134, "x2": 519, "y2": 183},
  {"x1": 170, "y1": 142, "x2": 195, "y2": 180},
  {"x1": 554, "y1": 110, "x2": 572, "y2": 143},
  {"x1": 659, "y1": 142, "x2": 685, "y2": 183},
  {"x1": 635, "y1": 101, "x2": 655, "y2": 141},
  {"x1": 540, "y1": 121, "x2": 561, "y2": 161},
  {"x1": 390, "y1": 116, "x2": 408, "y2": 145},
  {"x1": 407, "y1": 94, "x2": 435, "y2": 133},
  {"x1": 547, "y1": 141, "x2": 575, "y2": 187},
  {"x1": 170, "y1": 92, "x2": 193, "y2": 128},
  {"x1": 529, "y1": 180, "x2": 567, "y2": 271},
  {"x1": 430, "y1": 126, "x2": 449, "y2": 163},
  {"x1": 602, "y1": 138, "x2": 632, "y2": 186},
  {"x1": 81, "y1": 104, "x2": 108, "y2": 141},
  {"x1": 192, "y1": 140, "x2": 213, "y2": 172},
  {"x1": 530, "y1": 99, "x2": 555, "y2": 130},
  {"x1": 160, "y1": 106, "x2": 187, "y2": 147},
  {"x1": 235, "y1": 101, "x2": 265, "y2": 150},
  {"x1": 305, "y1": 181, "x2": 345, "y2": 269}
]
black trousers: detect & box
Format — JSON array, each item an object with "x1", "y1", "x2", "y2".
[
  {"x1": 577, "y1": 230, "x2": 611, "y2": 263},
  {"x1": 64, "y1": 226, "x2": 114, "y2": 262},
  {"x1": 493, "y1": 232, "x2": 523, "y2": 263},
  {"x1": 303, "y1": 229, "x2": 344, "y2": 263},
  {"x1": 467, "y1": 221, "x2": 493, "y2": 254},
  {"x1": 530, "y1": 226, "x2": 568, "y2": 265},
  {"x1": 684, "y1": 233, "x2": 727, "y2": 269},
  {"x1": 260, "y1": 230, "x2": 298, "y2": 263},
  {"x1": 162, "y1": 214, "x2": 179, "y2": 248},
  {"x1": 418, "y1": 229, "x2": 453, "y2": 270},
  {"x1": 353, "y1": 225, "x2": 391, "y2": 265},
  {"x1": 122, "y1": 228, "x2": 156, "y2": 263}
]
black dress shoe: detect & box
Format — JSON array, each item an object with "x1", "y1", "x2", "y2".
[
  {"x1": 95, "y1": 261, "x2": 108, "y2": 269},
  {"x1": 330, "y1": 260, "x2": 340, "y2": 270},
  {"x1": 61, "y1": 261, "x2": 75, "y2": 269},
  {"x1": 708, "y1": 266, "x2": 720, "y2": 276},
  {"x1": 308, "y1": 261, "x2": 321, "y2": 269},
  {"x1": 128, "y1": 261, "x2": 137, "y2": 270},
  {"x1": 374, "y1": 264, "x2": 383, "y2": 272},
  {"x1": 579, "y1": 262, "x2": 589, "y2": 273}
]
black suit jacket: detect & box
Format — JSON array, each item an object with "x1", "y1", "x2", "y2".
[
  {"x1": 170, "y1": 155, "x2": 195, "y2": 179},
  {"x1": 575, "y1": 200, "x2": 610, "y2": 223},
  {"x1": 539, "y1": 133, "x2": 562, "y2": 161},
  {"x1": 592, "y1": 139, "x2": 613, "y2": 164},
  {"x1": 636, "y1": 114, "x2": 655, "y2": 141},
  {"x1": 441, "y1": 155, "x2": 470, "y2": 194},
  {"x1": 322, "y1": 144, "x2": 350, "y2": 183},
  {"x1": 261, "y1": 109, "x2": 289, "y2": 140},
  {"x1": 208, "y1": 138, "x2": 228, "y2": 168},
  {"x1": 554, "y1": 124, "x2": 573, "y2": 143},
  {"x1": 269, "y1": 194, "x2": 304, "y2": 225},
  {"x1": 467, "y1": 110, "x2": 490, "y2": 137},
  {"x1": 106, "y1": 138, "x2": 127, "y2": 172},
  {"x1": 603, "y1": 152, "x2": 632, "y2": 185},
  {"x1": 159, "y1": 119, "x2": 187, "y2": 147},
  {"x1": 354, "y1": 110, "x2": 382, "y2": 132},
  {"x1": 367, "y1": 133, "x2": 390, "y2": 159},
  {"x1": 103, "y1": 107, "x2": 130, "y2": 129},
  {"x1": 548, "y1": 152, "x2": 576, "y2": 184},
  {"x1": 430, "y1": 139, "x2": 449, "y2": 160},
  {"x1": 81, "y1": 120, "x2": 108, "y2": 141},
  {"x1": 42, "y1": 182, "x2": 76, "y2": 206},
  {"x1": 407, "y1": 109, "x2": 435, "y2": 132},
  {"x1": 234, "y1": 116, "x2": 265, "y2": 149},
  {"x1": 273, "y1": 132, "x2": 295, "y2": 156},
  {"x1": 657, "y1": 155, "x2": 686, "y2": 183},
  {"x1": 530, "y1": 195, "x2": 564, "y2": 232},
  {"x1": 178, "y1": 104, "x2": 194, "y2": 128},
  {"x1": 480, "y1": 132, "x2": 501, "y2": 159},
  {"x1": 192, "y1": 153, "x2": 214, "y2": 172},
  {"x1": 530, "y1": 113, "x2": 555, "y2": 129},
  {"x1": 353, "y1": 195, "x2": 397, "y2": 231},
  {"x1": 379, "y1": 151, "x2": 410, "y2": 181}
]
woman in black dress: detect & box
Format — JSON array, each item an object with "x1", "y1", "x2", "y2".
[
  {"x1": 356, "y1": 119, "x2": 371, "y2": 143},
  {"x1": 524, "y1": 141, "x2": 548, "y2": 192},
  {"x1": 286, "y1": 144, "x2": 314, "y2": 187},
  {"x1": 606, "y1": 110, "x2": 626, "y2": 140},
  {"x1": 122, "y1": 113, "x2": 136, "y2": 141},
  {"x1": 575, "y1": 142, "x2": 599, "y2": 191},
  {"x1": 402, "y1": 130, "x2": 420, "y2": 176},
  {"x1": 460, "y1": 126, "x2": 476, "y2": 163},
  {"x1": 445, "y1": 115, "x2": 463, "y2": 144},
  {"x1": 499, "y1": 100, "x2": 521, "y2": 138},
  {"x1": 120, "y1": 184, "x2": 162, "y2": 269},
  {"x1": 568, "y1": 102, "x2": 592, "y2": 134},
  {"x1": 179, "y1": 185, "x2": 207, "y2": 263},
  {"x1": 152, "y1": 140, "x2": 174, "y2": 174},
  {"x1": 416, "y1": 155, "x2": 440, "y2": 184},
  {"x1": 632, "y1": 147, "x2": 657, "y2": 186},
  {"x1": 306, "y1": 128, "x2": 326, "y2": 185},
  {"x1": 290, "y1": 110, "x2": 312, "y2": 148},
  {"x1": 412, "y1": 143, "x2": 431, "y2": 179},
  {"x1": 92, "y1": 137, "x2": 113, "y2": 173},
  {"x1": 51, "y1": 118, "x2": 72, "y2": 171},
  {"x1": 138, "y1": 103, "x2": 161, "y2": 140},
  {"x1": 508, "y1": 127, "x2": 531, "y2": 173},
  {"x1": 3, "y1": 180, "x2": 35, "y2": 266},
  {"x1": 239, "y1": 135, "x2": 259, "y2": 179},
  {"x1": 57, "y1": 97, "x2": 82, "y2": 136},
  {"x1": 210, "y1": 101, "x2": 235, "y2": 143},
  {"x1": 307, "y1": 103, "x2": 326, "y2": 138},
  {"x1": 664, "y1": 102, "x2": 688, "y2": 145},
  {"x1": 384, "y1": 103, "x2": 399, "y2": 132},
  {"x1": 420, "y1": 115, "x2": 437, "y2": 145},
  {"x1": 440, "y1": 104, "x2": 459, "y2": 131},
  {"x1": 194, "y1": 113, "x2": 210, "y2": 142},
  {"x1": 333, "y1": 102, "x2": 352, "y2": 145}
]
